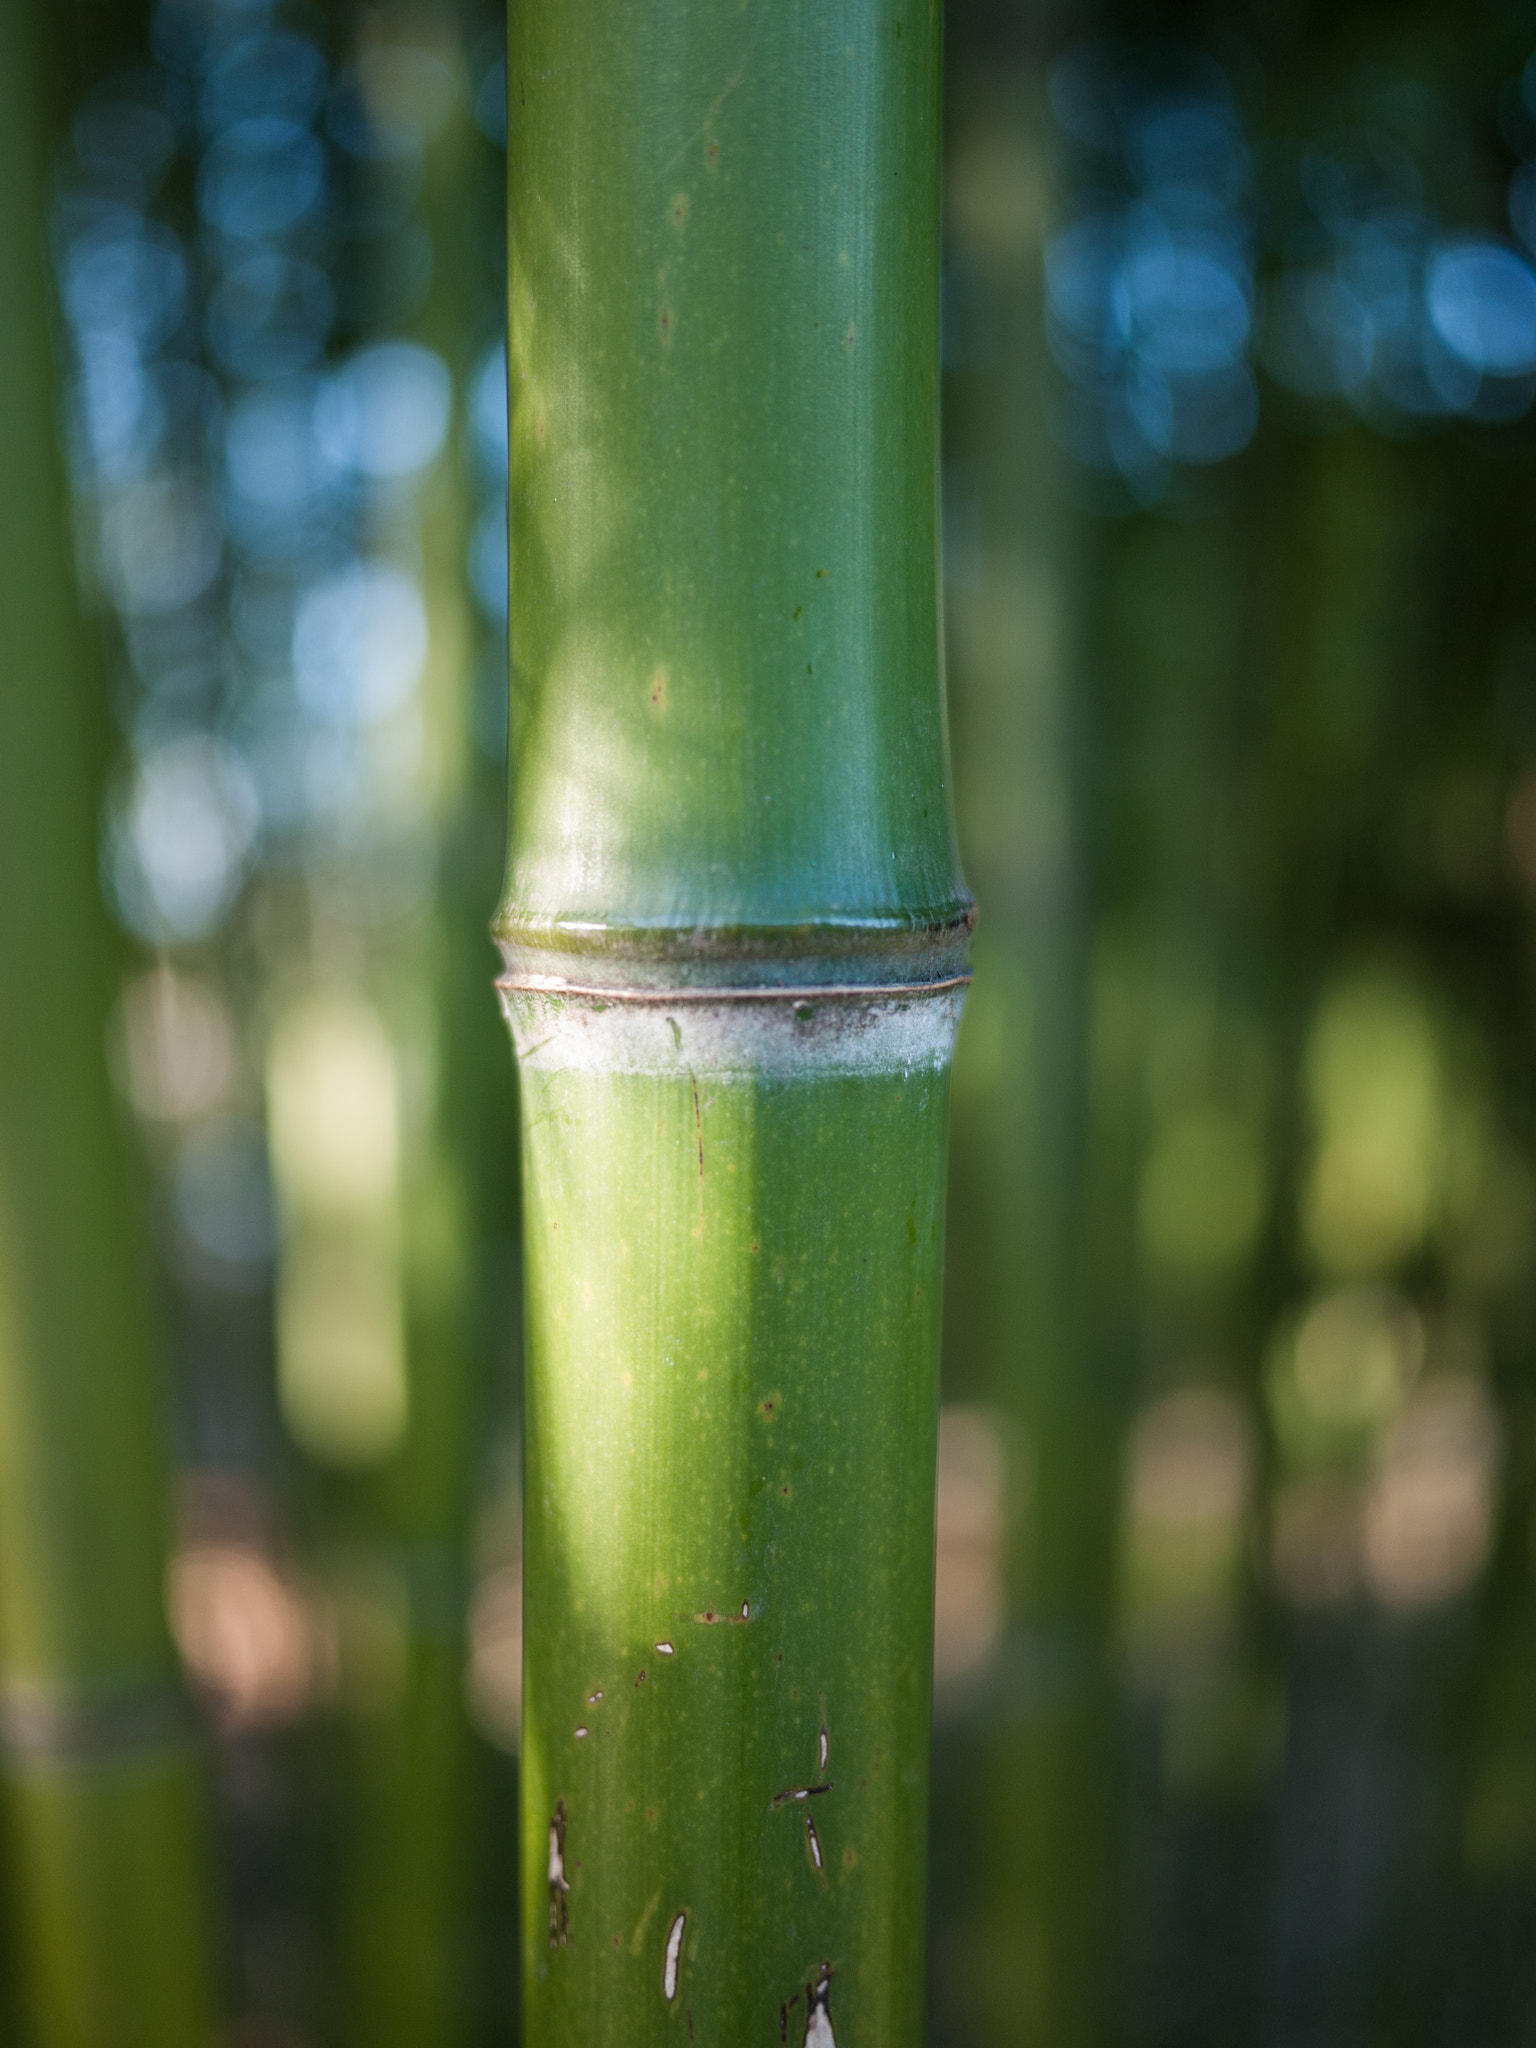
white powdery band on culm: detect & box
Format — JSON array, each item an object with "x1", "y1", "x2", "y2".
[{"x1": 501, "y1": 981, "x2": 968, "y2": 1080}]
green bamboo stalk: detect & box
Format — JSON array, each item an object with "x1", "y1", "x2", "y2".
[
  {"x1": 262, "y1": 23, "x2": 511, "y2": 2042},
  {"x1": 0, "y1": 8, "x2": 215, "y2": 2044},
  {"x1": 500, "y1": 6, "x2": 970, "y2": 2041},
  {"x1": 325, "y1": 42, "x2": 486, "y2": 2048},
  {"x1": 937, "y1": 56, "x2": 1119, "y2": 2048}
]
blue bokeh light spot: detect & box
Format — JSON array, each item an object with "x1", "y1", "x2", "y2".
[
  {"x1": 1426, "y1": 239, "x2": 1536, "y2": 376},
  {"x1": 1123, "y1": 234, "x2": 1251, "y2": 373},
  {"x1": 202, "y1": 32, "x2": 327, "y2": 131},
  {"x1": 198, "y1": 118, "x2": 324, "y2": 239}
]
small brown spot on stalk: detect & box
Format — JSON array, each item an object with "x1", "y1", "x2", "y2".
[
  {"x1": 842, "y1": 322, "x2": 856, "y2": 349},
  {"x1": 671, "y1": 192, "x2": 690, "y2": 227},
  {"x1": 635, "y1": 1668, "x2": 647, "y2": 1688},
  {"x1": 648, "y1": 665, "x2": 668, "y2": 710},
  {"x1": 659, "y1": 306, "x2": 674, "y2": 343},
  {"x1": 692, "y1": 1601, "x2": 750, "y2": 1626},
  {"x1": 842, "y1": 1845, "x2": 858, "y2": 1870}
]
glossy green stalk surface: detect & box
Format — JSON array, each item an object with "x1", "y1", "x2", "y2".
[
  {"x1": 503, "y1": 3, "x2": 969, "y2": 2041},
  {"x1": 501, "y1": 0, "x2": 965, "y2": 960},
  {"x1": 0, "y1": 8, "x2": 214, "y2": 2042},
  {"x1": 513, "y1": 1001, "x2": 956, "y2": 2042}
]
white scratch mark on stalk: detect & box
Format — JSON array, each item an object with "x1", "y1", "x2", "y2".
[
  {"x1": 548, "y1": 1800, "x2": 570, "y2": 1947},
  {"x1": 574, "y1": 1725, "x2": 588, "y2": 1740},
  {"x1": 819, "y1": 1723, "x2": 829, "y2": 1774},
  {"x1": 804, "y1": 1967, "x2": 836, "y2": 2046},
  {"x1": 655, "y1": 1641, "x2": 674, "y2": 1656},
  {"x1": 663, "y1": 1911, "x2": 687, "y2": 2001},
  {"x1": 588, "y1": 1689, "x2": 603, "y2": 1703},
  {"x1": 805, "y1": 1812, "x2": 823, "y2": 1870}
]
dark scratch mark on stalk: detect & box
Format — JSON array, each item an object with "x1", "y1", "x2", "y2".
[
  {"x1": 804, "y1": 1964, "x2": 835, "y2": 2044},
  {"x1": 548, "y1": 1799, "x2": 570, "y2": 1947},
  {"x1": 771, "y1": 1782, "x2": 834, "y2": 1808},
  {"x1": 691, "y1": 1074, "x2": 704, "y2": 1184}
]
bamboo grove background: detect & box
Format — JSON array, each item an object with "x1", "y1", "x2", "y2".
[{"x1": 9, "y1": 0, "x2": 1536, "y2": 2041}]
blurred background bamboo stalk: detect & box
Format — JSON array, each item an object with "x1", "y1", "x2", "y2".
[
  {"x1": 0, "y1": 5, "x2": 216, "y2": 2041},
  {"x1": 935, "y1": 24, "x2": 1120, "y2": 2046},
  {"x1": 266, "y1": 16, "x2": 513, "y2": 2041},
  {"x1": 929, "y1": 5, "x2": 1536, "y2": 2045}
]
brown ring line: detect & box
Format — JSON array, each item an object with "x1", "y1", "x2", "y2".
[{"x1": 496, "y1": 974, "x2": 972, "y2": 1003}]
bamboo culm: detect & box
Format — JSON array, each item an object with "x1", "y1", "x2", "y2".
[
  {"x1": 501, "y1": 6, "x2": 970, "y2": 2043},
  {"x1": 0, "y1": 8, "x2": 215, "y2": 2043}
]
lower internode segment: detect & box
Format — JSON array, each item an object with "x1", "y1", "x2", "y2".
[{"x1": 506, "y1": 985, "x2": 963, "y2": 2047}]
